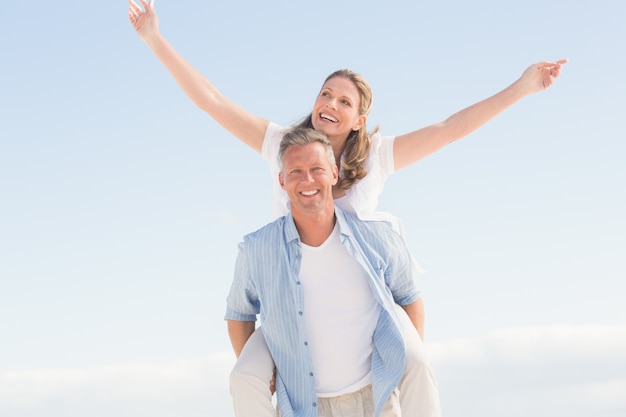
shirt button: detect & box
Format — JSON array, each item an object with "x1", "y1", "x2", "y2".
[
  {"x1": 296, "y1": 281, "x2": 301, "y2": 285},
  {"x1": 304, "y1": 341, "x2": 308, "y2": 346},
  {"x1": 298, "y1": 311, "x2": 303, "y2": 315},
  {"x1": 313, "y1": 402, "x2": 317, "y2": 407},
  {"x1": 309, "y1": 372, "x2": 314, "y2": 376}
]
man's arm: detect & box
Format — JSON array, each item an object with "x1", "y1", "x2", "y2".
[
  {"x1": 401, "y1": 299, "x2": 425, "y2": 340},
  {"x1": 227, "y1": 320, "x2": 256, "y2": 358}
]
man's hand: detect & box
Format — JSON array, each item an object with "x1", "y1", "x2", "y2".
[{"x1": 270, "y1": 367, "x2": 276, "y2": 394}]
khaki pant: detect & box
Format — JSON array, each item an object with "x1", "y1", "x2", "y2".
[{"x1": 317, "y1": 385, "x2": 400, "y2": 417}]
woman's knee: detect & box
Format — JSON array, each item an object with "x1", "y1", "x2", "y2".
[
  {"x1": 404, "y1": 336, "x2": 429, "y2": 374},
  {"x1": 231, "y1": 327, "x2": 275, "y2": 381}
]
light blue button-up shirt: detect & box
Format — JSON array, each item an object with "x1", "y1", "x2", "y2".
[{"x1": 225, "y1": 208, "x2": 420, "y2": 417}]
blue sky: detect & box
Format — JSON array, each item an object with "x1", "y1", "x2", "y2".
[{"x1": 1, "y1": 1, "x2": 625, "y2": 416}]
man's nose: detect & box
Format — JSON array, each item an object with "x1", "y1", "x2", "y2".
[{"x1": 302, "y1": 170, "x2": 314, "y2": 182}]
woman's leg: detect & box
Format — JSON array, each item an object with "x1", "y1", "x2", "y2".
[
  {"x1": 395, "y1": 304, "x2": 443, "y2": 417},
  {"x1": 229, "y1": 327, "x2": 277, "y2": 417}
]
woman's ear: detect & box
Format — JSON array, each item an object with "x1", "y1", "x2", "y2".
[{"x1": 352, "y1": 115, "x2": 367, "y2": 131}]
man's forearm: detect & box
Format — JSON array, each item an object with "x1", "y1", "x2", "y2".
[
  {"x1": 227, "y1": 320, "x2": 256, "y2": 358},
  {"x1": 401, "y1": 299, "x2": 425, "y2": 340}
]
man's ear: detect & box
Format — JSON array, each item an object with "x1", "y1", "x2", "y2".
[
  {"x1": 279, "y1": 172, "x2": 285, "y2": 189},
  {"x1": 331, "y1": 165, "x2": 339, "y2": 185}
]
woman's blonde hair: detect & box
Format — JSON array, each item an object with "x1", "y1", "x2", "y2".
[{"x1": 294, "y1": 69, "x2": 378, "y2": 191}]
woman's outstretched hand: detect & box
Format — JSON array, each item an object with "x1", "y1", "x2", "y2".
[
  {"x1": 519, "y1": 59, "x2": 568, "y2": 94},
  {"x1": 128, "y1": 0, "x2": 158, "y2": 42}
]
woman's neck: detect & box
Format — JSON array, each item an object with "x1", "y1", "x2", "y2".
[{"x1": 327, "y1": 135, "x2": 348, "y2": 167}]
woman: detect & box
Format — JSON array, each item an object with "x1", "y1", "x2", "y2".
[{"x1": 128, "y1": 1, "x2": 566, "y2": 416}]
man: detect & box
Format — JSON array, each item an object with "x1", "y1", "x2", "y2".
[{"x1": 225, "y1": 127, "x2": 425, "y2": 417}]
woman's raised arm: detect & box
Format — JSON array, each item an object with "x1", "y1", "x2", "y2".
[
  {"x1": 392, "y1": 59, "x2": 568, "y2": 171},
  {"x1": 128, "y1": 0, "x2": 269, "y2": 152}
]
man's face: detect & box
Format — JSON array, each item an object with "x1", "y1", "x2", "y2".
[{"x1": 279, "y1": 142, "x2": 338, "y2": 215}]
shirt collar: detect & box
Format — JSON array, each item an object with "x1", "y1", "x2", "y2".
[
  {"x1": 334, "y1": 206, "x2": 354, "y2": 240},
  {"x1": 284, "y1": 206, "x2": 354, "y2": 244}
]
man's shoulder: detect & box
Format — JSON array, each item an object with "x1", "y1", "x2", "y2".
[
  {"x1": 242, "y1": 217, "x2": 287, "y2": 245},
  {"x1": 341, "y1": 210, "x2": 397, "y2": 234}
]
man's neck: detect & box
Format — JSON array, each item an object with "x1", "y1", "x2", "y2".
[{"x1": 292, "y1": 209, "x2": 337, "y2": 247}]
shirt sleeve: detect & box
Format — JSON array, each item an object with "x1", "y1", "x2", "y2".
[
  {"x1": 384, "y1": 229, "x2": 422, "y2": 306},
  {"x1": 224, "y1": 241, "x2": 260, "y2": 322},
  {"x1": 261, "y1": 122, "x2": 291, "y2": 219},
  {"x1": 260, "y1": 121, "x2": 283, "y2": 162},
  {"x1": 377, "y1": 133, "x2": 396, "y2": 176}
]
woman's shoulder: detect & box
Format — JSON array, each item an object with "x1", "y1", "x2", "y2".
[
  {"x1": 369, "y1": 130, "x2": 395, "y2": 149},
  {"x1": 364, "y1": 130, "x2": 396, "y2": 174}
]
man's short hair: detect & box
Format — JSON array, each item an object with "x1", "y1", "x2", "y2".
[{"x1": 278, "y1": 127, "x2": 336, "y2": 172}]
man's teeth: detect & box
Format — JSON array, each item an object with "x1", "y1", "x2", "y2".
[
  {"x1": 320, "y1": 113, "x2": 338, "y2": 122},
  {"x1": 301, "y1": 190, "x2": 318, "y2": 196}
]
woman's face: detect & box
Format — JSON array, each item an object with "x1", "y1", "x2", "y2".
[{"x1": 311, "y1": 76, "x2": 366, "y2": 143}]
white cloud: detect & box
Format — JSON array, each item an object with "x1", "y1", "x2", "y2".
[
  {"x1": 2, "y1": 324, "x2": 624, "y2": 417},
  {"x1": 428, "y1": 324, "x2": 626, "y2": 417},
  {"x1": 0, "y1": 353, "x2": 236, "y2": 417},
  {"x1": 430, "y1": 323, "x2": 626, "y2": 361}
]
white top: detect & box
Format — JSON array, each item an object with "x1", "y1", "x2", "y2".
[
  {"x1": 261, "y1": 121, "x2": 402, "y2": 231},
  {"x1": 299, "y1": 223, "x2": 381, "y2": 397}
]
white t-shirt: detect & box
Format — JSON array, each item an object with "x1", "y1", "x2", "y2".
[
  {"x1": 299, "y1": 223, "x2": 381, "y2": 397},
  {"x1": 261, "y1": 122, "x2": 402, "y2": 231}
]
